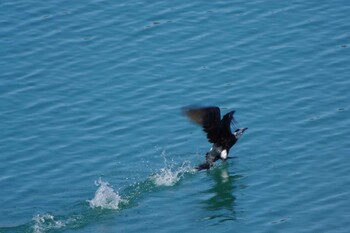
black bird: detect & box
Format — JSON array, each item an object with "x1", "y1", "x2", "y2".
[{"x1": 183, "y1": 106, "x2": 248, "y2": 170}]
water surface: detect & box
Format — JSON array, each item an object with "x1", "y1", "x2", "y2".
[{"x1": 1, "y1": 0, "x2": 350, "y2": 232}]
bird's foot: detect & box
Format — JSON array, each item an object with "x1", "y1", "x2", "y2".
[{"x1": 195, "y1": 162, "x2": 212, "y2": 171}]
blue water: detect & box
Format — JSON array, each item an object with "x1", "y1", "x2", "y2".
[{"x1": 1, "y1": 0, "x2": 350, "y2": 232}]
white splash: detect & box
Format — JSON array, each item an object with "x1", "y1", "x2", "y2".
[
  {"x1": 151, "y1": 160, "x2": 194, "y2": 186},
  {"x1": 33, "y1": 214, "x2": 65, "y2": 233},
  {"x1": 88, "y1": 179, "x2": 126, "y2": 210}
]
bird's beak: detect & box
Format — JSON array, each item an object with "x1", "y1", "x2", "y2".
[{"x1": 243, "y1": 127, "x2": 248, "y2": 132}]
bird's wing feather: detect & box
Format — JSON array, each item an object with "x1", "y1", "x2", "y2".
[
  {"x1": 183, "y1": 106, "x2": 221, "y2": 143},
  {"x1": 220, "y1": 110, "x2": 236, "y2": 140}
]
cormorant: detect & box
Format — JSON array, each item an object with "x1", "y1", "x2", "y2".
[{"x1": 183, "y1": 106, "x2": 248, "y2": 170}]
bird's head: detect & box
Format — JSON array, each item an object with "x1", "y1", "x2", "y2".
[{"x1": 233, "y1": 128, "x2": 248, "y2": 139}]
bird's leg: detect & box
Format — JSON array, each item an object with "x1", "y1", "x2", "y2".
[{"x1": 195, "y1": 152, "x2": 216, "y2": 171}]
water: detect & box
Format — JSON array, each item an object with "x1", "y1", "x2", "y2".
[{"x1": 1, "y1": 0, "x2": 350, "y2": 232}]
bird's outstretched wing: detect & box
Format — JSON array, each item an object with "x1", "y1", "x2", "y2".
[
  {"x1": 220, "y1": 110, "x2": 236, "y2": 139},
  {"x1": 182, "y1": 106, "x2": 221, "y2": 144}
]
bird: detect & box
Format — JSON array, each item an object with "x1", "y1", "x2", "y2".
[{"x1": 183, "y1": 106, "x2": 248, "y2": 171}]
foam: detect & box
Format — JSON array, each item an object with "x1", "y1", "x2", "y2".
[
  {"x1": 88, "y1": 179, "x2": 127, "y2": 210},
  {"x1": 33, "y1": 214, "x2": 65, "y2": 233},
  {"x1": 151, "y1": 160, "x2": 194, "y2": 186}
]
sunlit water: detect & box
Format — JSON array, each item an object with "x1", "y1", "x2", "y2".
[{"x1": 1, "y1": 0, "x2": 350, "y2": 232}]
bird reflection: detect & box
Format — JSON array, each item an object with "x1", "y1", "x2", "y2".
[{"x1": 201, "y1": 163, "x2": 243, "y2": 223}]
